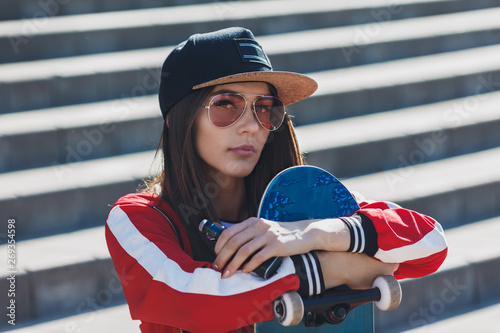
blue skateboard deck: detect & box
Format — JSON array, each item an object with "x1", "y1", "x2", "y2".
[{"x1": 255, "y1": 165, "x2": 374, "y2": 333}]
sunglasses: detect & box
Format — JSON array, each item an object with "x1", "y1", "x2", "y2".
[{"x1": 201, "y1": 93, "x2": 286, "y2": 131}]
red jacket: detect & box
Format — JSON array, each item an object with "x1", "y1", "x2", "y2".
[{"x1": 105, "y1": 192, "x2": 447, "y2": 332}]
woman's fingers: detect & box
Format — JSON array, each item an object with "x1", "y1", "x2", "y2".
[
  {"x1": 214, "y1": 220, "x2": 249, "y2": 255},
  {"x1": 239, "y1": 237, "x2": 275, "y2": 273},
  {"x1": 214, "y1": 218, "x2": 265, "y2": 276},
  {"x1": 222, "y1": 236, "x2": 269, "y2": 278},
  {"x1": 214, "y1": 218, "x2": 287, "y2": 278}
]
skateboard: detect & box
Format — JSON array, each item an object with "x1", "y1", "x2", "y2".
[{"x1": 254, "y1": 165, "x2": 401, "y2": 332}]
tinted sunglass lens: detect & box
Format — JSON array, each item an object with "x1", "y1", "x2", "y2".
[
  {"x1": 254, "y1": 96, "x2": 285, "y2": 131},
  {"x1": 208, "y1": 94, "x2": 246, "y2": 127}
]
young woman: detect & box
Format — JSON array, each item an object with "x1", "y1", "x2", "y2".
[{"x1": 105, "y1": 27, "x2": 448, "y2": 333}]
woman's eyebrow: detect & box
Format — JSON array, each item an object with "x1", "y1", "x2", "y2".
[
  {"x1": 209, "y1": 89, "x2": 238, "y2": 96},
  {"x1": 208, "y1": 89, "x2": 272, "y2": 97}
]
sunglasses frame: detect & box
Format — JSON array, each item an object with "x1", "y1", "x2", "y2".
[{"x1": 201, "y1": 93, "x2": 286, "y2": 131}]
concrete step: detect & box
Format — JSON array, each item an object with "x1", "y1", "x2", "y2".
[
  {"x1": 299, "y1": 90, "x2": 500, "y2": 178},
  {"x1": 1, "y1": 215, "x2": 498, "y2": 331},
  {"x1": 0, "y1": 150, "x2": 157, "y2": 241},
  {"x1": 375, "y1": 216, "x2": 500, "y2": 332},
  {"x1": 2, "y1": 0, "x2": 499, "y2": 63},
  {"x1": 264, "y1": 6, "x2": 500, "y2": 73},
  {"x1": 0, "y1": 0, "x2": 213, "y2": 21},
  {"x1": 3, "y1": 9, "x2": 500, "y2": 114},
  {"x1": 2, "y1": 303, "x2": 139, "y2": 333},
  {"x1": 342, "y1": 147, "x2": 500, "y2": 229},
  {"x1": 0, "y1": 96, "x2": 161, "y2": 173},
  {"x1": 399, "y1": 301, "x2": 500, "y2": 333},
  {"x1": 0, "y1": 226, "x2": 126, "y2": 330},
  {"x1": 296, "y1": 43, "x2": 500, "y2": 124},
  {"x1": 0, "y1": 47, "x2": 167, "y2": 114}
]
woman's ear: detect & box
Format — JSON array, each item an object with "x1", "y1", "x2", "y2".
[{"x1": 165, "y1": 115, "x2": 170, "y2": 128}]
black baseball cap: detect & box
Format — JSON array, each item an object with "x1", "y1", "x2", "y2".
[{"x1": 158, "y1": 27, "x2": 317, "y2": 119}]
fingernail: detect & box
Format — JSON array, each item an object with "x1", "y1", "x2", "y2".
[
  {"x1": 222, "y1": 270, "x2": 231, "y2": 279},
  {"x1": 212, "y1": 263, "x2": 219, "y2": 271}
]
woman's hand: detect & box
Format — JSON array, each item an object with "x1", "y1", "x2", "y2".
[
  {"x1": 213, "y1": 217, "x2": 351, "y2": 278},
  {"x1": 317, "y1": 251, "x2": 399, "y2": 290},
  {"x1": 213, "y1": 218, "x2": 310, "y2": 278}
]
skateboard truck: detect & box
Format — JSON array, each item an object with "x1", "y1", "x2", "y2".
[{"x1": 274, "y1": 275, "x2": 402, "y2": 327}]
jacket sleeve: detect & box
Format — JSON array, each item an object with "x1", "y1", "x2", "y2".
[
  {"x1": 105, "y1": 201, "x2": 301, "y2": 332},
  {"x1": 339, "y1": 200, "x2": 448, "y2": 280}
]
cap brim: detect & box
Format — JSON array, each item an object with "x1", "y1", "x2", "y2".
[{"x1": 192, "y1": 71, "x2": 317, "y2": 106}]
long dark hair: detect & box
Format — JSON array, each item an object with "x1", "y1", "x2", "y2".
[{"x1": 145, "y1": 85, "x2": 304, "y2": 261}]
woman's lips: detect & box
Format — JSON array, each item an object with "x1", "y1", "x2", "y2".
[{"x1": 229, "y1": 145, "x2": 256, "y2": 157}]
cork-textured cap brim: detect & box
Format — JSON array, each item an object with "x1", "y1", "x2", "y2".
[{"x1": 192, "y1": 71, "x2": 317, "y2": 106}]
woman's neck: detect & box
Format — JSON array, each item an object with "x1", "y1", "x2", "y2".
[{"x1": 209, "y1": 172, "x2": 248, "y2": 222}]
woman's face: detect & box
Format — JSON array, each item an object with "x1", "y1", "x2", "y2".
[{"x1": 194, "y1": 82, "x2": 272, "y2": 180}]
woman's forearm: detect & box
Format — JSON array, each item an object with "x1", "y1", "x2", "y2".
[
  {"x1": 317, "y1": 251, "x2": 399, "y2": 290},
  {"x1": 300, "y1": 218, "x2": 351, "y2": 252}
]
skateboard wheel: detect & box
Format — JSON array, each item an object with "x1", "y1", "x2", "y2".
[
  {"x1": 372, "y1": 275, "x2": 402, "y2": 311},
  {"x1": 273, "y1": 291, "x2": 304, "y2": 326}
]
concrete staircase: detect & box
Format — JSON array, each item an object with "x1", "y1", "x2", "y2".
[{"x1": 1, "y1": 0, "x2": 499, "y2": 331}]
